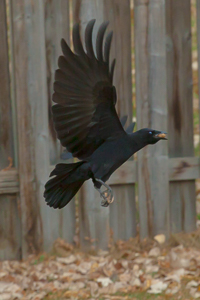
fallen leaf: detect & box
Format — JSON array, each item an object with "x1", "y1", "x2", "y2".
[
  {"x1": 68, "y1": 282, "x2": 85, "y2": 290},
  {"x1": 88, "y1": 281, "x2": 99, "y2": 297},
  {"x1": 186, "y1": 280, "x2": 199, "y2": 289},
  {"x1": 165, "y1": 285, "x2": 180, "y2": 295},
  {"x1": 148, "y1": 247, "x2": 161, "y2": 257},
  {"x1": 56, "y1": 255, "x2": 76, "y2": 264},
  {"x1": 96, "y1": 277, "x2": 113, "y2": 287},
  {"x1": 119, "y1": 271, "x2": 131, "y2": 283},
  {"x1": 145, "y1": 265, "x2": 159, "y2": 273},
  {"x1": 0, "y1": 294, "x2": 11, "y2": 300},
  {"x1": 129, "y1": 277, "x2": 141, "y2": 287},
  {"x1": 78, "y1": 262, "x2": 92, "y2": 274},
  {"x1": 148, "y1": 280, "x2": 168, "y2": 294},
  {"x1": 154, "y1": 234, "x2": 166, "y2": 244}
]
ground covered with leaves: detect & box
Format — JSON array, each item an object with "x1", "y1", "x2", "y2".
[{"x1": 2, "y1": 236, "x2": 200, "y2": 300}]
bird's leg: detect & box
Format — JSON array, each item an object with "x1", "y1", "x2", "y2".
[{"x1": 94, "y1": 178, "x2": 114, "y2": 207}]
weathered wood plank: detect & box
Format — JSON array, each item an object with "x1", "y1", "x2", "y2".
[
  {"x1": 166, "y1": 0, "x2": 196, "y2": 233},
  {"x1": 107, "y1": 161, "x2": 138, "y2": 185},
  {"x1": 11, "y1": 0, "x2": 73, "y2": 255},
  {"x1": 135, "y1": 0, "x2": 169, "y2": 238},
  {"x1": 134, "y1": 0, "x2": 150, "y2": 239},
  {"x1": 49, "y1": 156, "x2": 200, "y2": 184},
  {"x1": 169, "y1": 157, "x2": 200, "y2": 181},
  {"x1": 1, "y1": 156, "x2": 197, "y2": 196},
  {"x1": 0, "y1": 0, "x2": 14, "y2": 170},
  {"x1": 44, "y1": 0, "x2": 75, "y2": 246},
  {"x1": 0, "y1": 169, "x2": 19, "y2": 194},
  {"x1": 104, "y1": 0, "x2": 137, "y2": 241},
  {"x1": 44, "y1": 0, "x2": 70, "y2": 165},
  {"x1": 109, "y1": 185, "x2": 137, "y2": 241},
  {"x1": 11, "y1": 0, "x2": 45, "y2": 256},
  {"x1": 0, "y1": 195, "x2": 21, "y2": 260},
  {"x1": 0, "y1": 0, "x2": 21, "y2": 260},
  {"x1": 73, "y1": 0, "x2": 110, "y2": 251},
  {"x1": 197, "y1": 0, "x2": 200, "y2": 160}
]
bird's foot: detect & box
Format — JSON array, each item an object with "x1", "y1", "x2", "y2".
[{"x1": 94, "y1": 179, "x2": 114, "y2": 207}]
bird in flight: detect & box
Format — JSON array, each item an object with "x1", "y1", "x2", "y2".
[
  {"x1": 44, "y1": 19, "x2": 167, "y2": 209},
  {"x1": 60, "y1": 115, "x2": 135, "y2": 160}
]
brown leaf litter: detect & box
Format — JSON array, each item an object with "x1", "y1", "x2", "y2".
[{"x1": 1, "y1": 236, "x2": 200, "y2": 299}]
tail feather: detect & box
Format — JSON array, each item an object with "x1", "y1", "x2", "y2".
[
  {"x1": 50, "y1": 161, "x2": 83, "y2": 176},
  {"x1": 44, "y1": 161, "x2": 85, "y2": 209}
]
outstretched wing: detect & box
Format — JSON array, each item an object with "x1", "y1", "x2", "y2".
[{"x1": 52, "y1": 19, "x2": 126, "y2": 160}]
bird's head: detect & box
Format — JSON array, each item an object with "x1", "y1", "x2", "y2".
[{"x1": 136, "y1": 128, "x2": 167, "y2": 145}]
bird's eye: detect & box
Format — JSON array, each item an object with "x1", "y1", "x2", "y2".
[{"x1": 149, "y1": 131, "x2": 152, "y2": 135}]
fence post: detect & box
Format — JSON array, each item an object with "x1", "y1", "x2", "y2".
[
  {"x1": 166, "y1": 0, "x2": 196, "y2": 233},
  {"x1": 0, "y1": 0, "x2": 21, "y2": 260},
  {"x1": 11, "y1": 0, "x2": 43, "y2": 256},
  {"x1": 104, "y1": 0, "x2": 137, "y2": 241},
  {"x1": 135, "y1": 0, "x2": 169, "y2": 238}
]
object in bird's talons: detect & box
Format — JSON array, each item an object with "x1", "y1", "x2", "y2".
[{"x1": 94, "y1": 178, "x2": 114, "y2": 207}]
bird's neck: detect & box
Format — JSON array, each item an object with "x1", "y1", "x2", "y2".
[{"x1": 129, "y1": 132, "x2": 149, "y2": 153}]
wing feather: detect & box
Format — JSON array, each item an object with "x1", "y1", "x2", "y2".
[
  {"x1": 52, "y1": 20, "x2": 126, "y2": 159},
  {"x1": 96, "y1": 21, "x2": 109, "y2": 61},
  {"x1": 85, "y1": 19, "x2": 96, "y2": 58},
  {"x1": 104, "y1": 31, "x2": 113, "y2": 64}
]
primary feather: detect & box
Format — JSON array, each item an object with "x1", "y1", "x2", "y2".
[{"x1": 52, "y1": 19, "x2": 125, "y2": 160}]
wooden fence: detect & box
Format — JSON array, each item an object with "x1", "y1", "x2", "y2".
[{"x1": 0, "y1": 0, "x2": 199, "y2": 260}]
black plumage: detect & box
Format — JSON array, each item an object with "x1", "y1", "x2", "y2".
[{"x1": 44, "y1": 19, "x2": 167, "y2": 209}]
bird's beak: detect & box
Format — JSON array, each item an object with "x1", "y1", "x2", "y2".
[{"x1": 155, "y1": 132, "x2": 167, "y2": 140}]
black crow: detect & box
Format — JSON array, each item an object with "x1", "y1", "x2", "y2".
[
  {"x1": 44, "y1": 19, "x2": 167, "y2": 209},
  {"x1": 60, "y1": 115, "x2": 135, "y2": 160}
]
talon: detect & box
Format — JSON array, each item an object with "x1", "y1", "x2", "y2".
[
  {"x1": 94, "y1": 178, "x2": 114, "y2": 206},
  {"x1": 101, "y1": 190, "x2": 114, "y2": 204},
  {"x1": 101, "y1": 199, "x2": 109, "y2": 207}
]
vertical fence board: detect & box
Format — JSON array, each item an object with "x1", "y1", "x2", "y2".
[
  {"x1": 0, "y1": 0, "x2": 14, "y2": 169},
  {"x1": 104, "y1": 0, "x2": 137, "y2": 241},
  {"x1": 110, "y1": 185, "x2": 136, "y2": 240},
  {"x1": 45, "y1": 0, "x2": 70, "y2": 164},
  {"x1": 197, "y1": 0, "x2": 200, "y2": 165},
  {"x1": 134, "y1": 0, "x2": 149, "y2": 238},
  {"x1": 11, "y1": 0, "x2": 41, "y2": 256},
  {"x1": 0, "y1": 0, "x2": 21, "y2": 260},
  {"x1": 135, "y1": 0, "x2": 169, "y2": 238},
  {"x1": 44, "y1": 0, "x2": 75, "y2": 245},
  {"x1": 0, "y1": 195, "x2": 21, "y2": 260},
  {"x1": 11, "y1": 0, "x2": 73, "y2": 255},
  {"x1": 166, "y1": 0, "x2": 196, "y2": 233},
  {"x1": 28, "y1": 0, "x2": 54, "y2": 251},
  {"x1": 73, "y1": 0, "x2": 110, "y2": 251}
]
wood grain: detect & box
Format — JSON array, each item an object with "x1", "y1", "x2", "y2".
[
  {"x1": 0, "y1": 0, "x2": 14, "y2": 170},
  {"x1": 104, "y1": 0, "x2": 137, "y2": 242},
  {"x1": 135, "y1": 0, "x2": 169, "y2": 238},
  {"x1": 11, "y1": 0, "x2": 45, "y2": 256},
  {"x1": 197, "y1": 0, "x2": 200, "y2": 159},
  {"x1": 0, "y1": 195, "x2": 21, "y2": 260},
  {"x1": 166, "y1": 0, "x2": 196, "y2": 233},
  {"x1": 44, "y1": 0, "x2": 75, "y2": 247},
  {"x1": 2, "y1": 156, "x2": 199, "y2": 195},
  {"x1": 0, "y1": 169, "x2": 19, "y2": 194},
  {"x1": 44, "y1": 0, "x2": 70, "y2": 165},
  {"x1": 0, "y1": 0, "x2": 20, "y2": 260}
]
